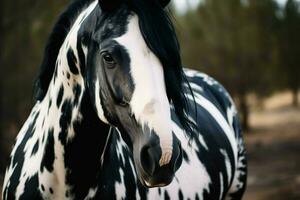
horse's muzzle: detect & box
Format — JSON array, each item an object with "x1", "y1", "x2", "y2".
[{"x1": 139, "y1": 136, "x2": 182, "y2": 187}]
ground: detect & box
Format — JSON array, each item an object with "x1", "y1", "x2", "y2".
[
  {"x1": 244, "y1": 91, "x2": 300, "y2": 200},
  {"x1": 0, "y1": 91, "x2": 299, "y2": 199}
]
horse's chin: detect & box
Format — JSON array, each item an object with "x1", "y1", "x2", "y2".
[
  {"x1": 142, "y1": 177, "x2": 173, "y2": 188},
  {"x1": 137, "y1": 167, "x2": 174, "y2": 188}
]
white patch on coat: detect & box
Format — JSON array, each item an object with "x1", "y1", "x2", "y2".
[
  {"x1": 95, "y1": 78, "x2": 109, "y2": 123},
  {"x1": 115, "y1": 134, "x2": 128, "y2": 165},
  {"x1": 115, "y1": 15, "x2": 173, "y2": 166},
  {"x1": 227, "y1": 105, "x2": 238, "y2": 136},
  {"x1": 220, "y1": 149, "x2": 232, "y2": 185},
  {"x1": 198, "y1": 134, "x2": 209, "y2": 151},
  {"x1": 84, "y1": 187, "x2": 98, "y2": 200},
  {"x1": 229, "y1": 137, "x2": 247, "y2": 194},
  {"x1": 185, "y1": 68, "x2": 219, "y2": 86},
  {"x1": 185, "y1": 82, "x2": 204, "y2": 93},
  {"x1": 219, "y1": 172, "x2": 224, "y2": 200},
  {"x1": 115, "y1": 169, "x2": 126, "y2": 200}
]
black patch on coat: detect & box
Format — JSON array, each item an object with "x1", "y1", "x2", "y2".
[
  {"x1": 65, "y1": 190, "x2": 70, "y2": 197},
  {"x1": 58, "y1": 99, "x2": 73, "y2": 145},
  {"x1": 19, "y1": 174, "x2": 43, "y2": 200},
  {"x1": 42, "y1": 118, "x2": 45, "y2": 128},
  {"x1": 31, "y1": 140, "x2": 39, "y2": 156},
  {"x1": 53, "y1": 66, "x2": 58, "y2": 83},
  {"x1": 122, "y1": 146, "x2": 138, "y2": 199},
  {"x1": 182, "y1": 149, "x2": 189, "y2": 163},
  {"x1": 178, "y1": 189, "x2": 183, "y2": 200},
  {"x1": 56, "y1": 85, "x2": 64, "y2": 108},
  {"x1": 42, "y1": 131, "x2": 46, "y2": 143},
  {"x1": 40, "y1": 128, "x2": 55, "y2": 172},
  {"x1": 67, "y1": 48, "x2": 79, "y2": 74},
  {"x1": 73, "y1": 83, "x2": 82, "y2": 106},
  {"x1": 62, "y1": 93, "x2": 110, "y2": 199},
  {"x1": 93, "y1": 130, "x2": 123, "y2": 199},
  {"x1": 6, "y1": 112, "x2": 38, "y2": 199},
  {"x1": 164, "y1": 190, "x2": 170, "y2": 200},
  {"x1": 47, "y1": 99, "x2": 52, "y2": 116}
]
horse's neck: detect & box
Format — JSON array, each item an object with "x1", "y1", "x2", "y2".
[
  {"x1": 37, "y1": 74, "x2": 110, "y2": 194},
  {"x1": 34, "y1": 7, "x2": 110, "y2": 194}
]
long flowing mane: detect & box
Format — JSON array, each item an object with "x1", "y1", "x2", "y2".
[{"x1": 34, "y1": 0, "x2": 94, "y2": 101}]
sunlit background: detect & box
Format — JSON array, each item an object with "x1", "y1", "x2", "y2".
[
  {"x1": 0, "y1": 0, "x2": 300, "y2": 199},
  {"x1": 173, "y1": 0, "x2": 300, "y2": 14}
]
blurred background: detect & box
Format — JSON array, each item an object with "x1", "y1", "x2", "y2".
[{"x1": 0, "y1": 0, "x2": 299, "y2": 199}]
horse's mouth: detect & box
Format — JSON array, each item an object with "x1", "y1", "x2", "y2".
[
  {"x1": 144, "y1": 180, "x2": 169, "y2": 188},
  {"x1": 134, "y1": 141, "x2": 182, "y2": 188},
  {"x1": 137, "y1": 165, "x2": 175, "y2": 188}
]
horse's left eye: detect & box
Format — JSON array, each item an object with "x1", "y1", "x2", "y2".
[
  {"x1": 119, "y1": 97, "x2": 129, "y2": 107},
  {"x1": 102, "y1": 52, "x2": 116, "y2": 66}
]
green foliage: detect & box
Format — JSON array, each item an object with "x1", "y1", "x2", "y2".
[
  {"x1": 176, "y1": 0, "x2": 288, "y2": 129},
  {"x1": 278, "y1": 0, "x2": 300, "y2": 106},
  {"x1": 178, "y1": 0, "x2": 280, "y2": 97}
]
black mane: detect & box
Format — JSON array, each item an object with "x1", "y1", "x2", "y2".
[
  {"x1": 127, "y1": 0, "x2": 197, "y2": 139},
  {"x1": 34, "y1": 0, "x2": 94, "y2": 100}
]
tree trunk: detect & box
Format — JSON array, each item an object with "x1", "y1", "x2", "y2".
[
  {"x1": 239, "y1": 93, "x2": 250, "y2": 131},
  {"x1": 292, "y1": 88, "x2": 298, "y2": 107}
]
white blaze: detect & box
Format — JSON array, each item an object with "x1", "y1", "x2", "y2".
[{"x1": 115, "y1": 15, "x2": 173, "y2": 166}]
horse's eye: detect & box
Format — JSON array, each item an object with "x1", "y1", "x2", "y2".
[
  {"x1": 119, "y1": 97, "x2": 129, "y2": 107},
  {"x1": 119, "y1": 101, "x2": 127, "y2": 107},
  {"x1": 102, "y1": 52, "x2": 115, "y2": 66}
]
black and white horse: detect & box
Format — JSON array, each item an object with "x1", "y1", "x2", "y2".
[{"x1": 2, "y1": 0, "x2": 247, "y2": 199}]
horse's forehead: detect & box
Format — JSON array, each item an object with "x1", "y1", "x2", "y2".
[
  {"x1": 114, "y1": 14, "x2": 163, "y2": 90},
  {"x1": 114, "y1": 13, "x2": 149, "y2": 53},
  {"x1": 95, "y1": 8, "x2": 132, "y2": 41}
]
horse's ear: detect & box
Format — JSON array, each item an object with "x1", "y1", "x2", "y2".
[
  {"x1": 98, "y1": 0, "x2": 121, "y2": 12},
  {"x1": 159, "y1": 0, "x2": 171, "y2": 8}
]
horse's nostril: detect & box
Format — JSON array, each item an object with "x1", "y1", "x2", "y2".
[
  {"x1": 171, "y1": 142, "x2": 183, "y2": 173},
  {"x1": 141, "y1": 142, "x2": 183, "y2": 174},
  {"x1": 140, "y1": 146, "x2": 156, "y2": 176}
]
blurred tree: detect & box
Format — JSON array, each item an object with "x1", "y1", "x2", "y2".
[
  {"x1": 177, "y1": 0, "x2": 280, "y2": 130},
  {"x1": 0, "y1": 0, "x2": 68, "y2": 172},
  {"x1": 279, "y1": 0, "x2": 300, "y2": 107}
]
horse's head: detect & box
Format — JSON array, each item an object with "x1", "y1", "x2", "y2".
[{"x1": 85, "y1": 0, "x2": 191, "y2": 187}]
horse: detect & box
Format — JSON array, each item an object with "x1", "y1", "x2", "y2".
[{"x1": 2, "y1": 0, "x2": 247, "y2": 199}]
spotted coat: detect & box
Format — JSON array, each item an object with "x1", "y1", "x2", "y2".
[{"x1": 2, "y1": 1, "x2": 247, "y2": 199}]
